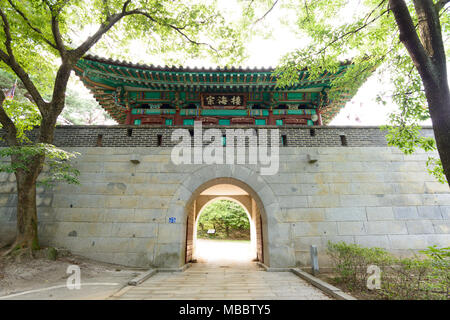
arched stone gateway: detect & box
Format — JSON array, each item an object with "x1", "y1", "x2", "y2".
[
  {"x1": 1, "y1": 126, "x2": 449, "y2": 269},
  {"x1": 156, "y1": 165, "x2": 293, "y2": 269}
]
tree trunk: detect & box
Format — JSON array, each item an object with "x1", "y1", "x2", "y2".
[
  {"x1": 425, "y1": 81, "x2": 450, "y2": 185},
  {"x1": 389, "y1": 0, "x2": 450, "y2": 186},
  {"x1": 6, "y1": 155, "x2": 44, "y2": 254}
]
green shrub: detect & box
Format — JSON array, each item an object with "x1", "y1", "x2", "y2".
[
  {"x1": 381, "y1": 257, "x2": 434, "y2": 299},
  {"x1": 47, "y1": 247, "x2": 58, "y2": 261},
  {"x1": 418, "y1": 246, "x2": 449, "y2": 299},
  {"x1": 327, "y1": 242, "x2": 449, "y2": 300},
  {"x1": 327, "y1": 241, "x2": 392, "y2": 291}
]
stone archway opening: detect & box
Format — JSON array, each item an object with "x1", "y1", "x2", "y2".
[
  {"x1": 194, "y1": 198, "x2": 254, "y2": 263},
  {"x1": 185, "y1": 178, "x2": 266, "y2": 265}
]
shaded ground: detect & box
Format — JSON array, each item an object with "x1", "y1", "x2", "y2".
[{"x1": 0, "y1": 249, "x2": 141, "y2": 300}]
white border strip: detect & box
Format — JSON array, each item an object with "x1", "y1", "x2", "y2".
[{"x1": 0, "y1": 283, "x2": 120, "y2": 299}]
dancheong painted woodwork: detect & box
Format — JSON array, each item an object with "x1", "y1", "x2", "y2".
[{"x1": 75, "y1": 55, "x2": 360, "y2": 126}]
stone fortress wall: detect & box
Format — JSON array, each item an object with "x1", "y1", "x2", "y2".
[{"x1": 0, "y1": 126, "x2": 448, "y2": 268}]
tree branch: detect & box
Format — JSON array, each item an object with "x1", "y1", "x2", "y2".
[
  {"x1": 0, "y1": 8, "x2": 47, "y2": 113},
  {"x1": 0, "y1": 50, "x2": 48, "y2": 115},
  {"x1": 102, "y1": 0, "x2": 111, "y2": 17},
  {"x1": 303, "y1": 0, "x2": 310, "y2": 21},
  {"x1": 0, "y1": 89, "x2": 18, "y2": 146},
  {"x1": 244, "y1": 0, "x2": 255, "y2": 14},
  {"x1": 6, "y1": 0, "x2": 58, "y2": 50},
  {"x1": 363, "y1": 0, "x2": 388, "y2": 25},
  {"x1": 0, "y1": 7, "x2": 14, "y2": 58},
  {"x1": 72, "y1": 4, "x2": 220, "y2": 59},
  {"x1": 435, "y1": 0, "x2": 450, "y2": 11},
  {"x1": 40, "y1": 0, "x2": 68, "y2": 55},
  {"x1": 412, "y1": 0, "x2": 446, "y2": 64},
  {"x1": 46, "y1": 2, "x2": 134, "y2": 125},
  {"x1": 43, "y1": 0, "x2": 68, "y2": 12},
  {"x1": 122, "y1": 0, "x2": 132, "y2": 14},
  {"x1": 70, "y1": 11, "x2": 128, "y2": 58},
  {"x1": 51, "y1": 15, "x2": 67, "y2": 56},
  {"x1": 253, "y1": 0, "x2": 279, "y2": 24},
  {"x1": 388, "y1": 0, "x2": 435, "y2": 82},
  {"x1": 131, "y1": 10, "x2": 220, "y2": 55},
  {"x1": 316, "y1": 7, "x2": 389, "y2": 56}
]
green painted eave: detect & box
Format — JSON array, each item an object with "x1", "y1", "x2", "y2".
[{"x1": 74, "y1": 55, "x2": 360, "y2": 124}]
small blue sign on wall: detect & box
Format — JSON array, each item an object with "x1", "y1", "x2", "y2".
[{"x1": 168, "y1": 217, "x2": 176, "y2": 223}]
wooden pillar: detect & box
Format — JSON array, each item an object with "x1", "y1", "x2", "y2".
[
  {"x1": 174, "y1": 108, "x2": 182, "y2": 125},
  {"x1": 125, "y1": 109, "x2": 132, "y2": 125},
  {"x1": 253, "y1": 198, "x2": 264, "y2": 263},
  {"x1": 268, "y1": 109, "x2": 275, "y2": 125},
  {"x1": 185, "y1": 200, "x2": 196, "y2": 263}
]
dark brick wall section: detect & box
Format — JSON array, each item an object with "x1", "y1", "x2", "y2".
[{"x1": 0, "y1": 125, "x2": 435, "y2": 148}]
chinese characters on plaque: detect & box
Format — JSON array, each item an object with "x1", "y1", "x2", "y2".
[{"x1": 200, "y1": 93, "x2": 246, "y2": 108}]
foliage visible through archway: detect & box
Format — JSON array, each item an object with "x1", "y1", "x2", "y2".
[{"x1": 197, "y1": 200, "x2": 250, "y2": 240}]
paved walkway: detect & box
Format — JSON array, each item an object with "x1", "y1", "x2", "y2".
[{"x1": 112, "y1": 241, "x2": 332, "y2": 300}]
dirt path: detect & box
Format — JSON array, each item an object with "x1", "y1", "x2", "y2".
[{"x1": 0, "y1": 251, "x2": 141, "y2": 300}]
